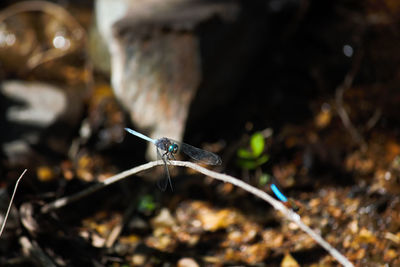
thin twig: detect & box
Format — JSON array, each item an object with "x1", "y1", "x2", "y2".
[
  {"x1": 41, "y1": 161, "x2": 353, "y2": 266},
  {"x1": 365, "y1": 108, "x2": 382, "y2": 131},
  {"x1": 335, "y1": 50, "x2": 366, "y2": 150},
  {"x1": 41, "y1": 161, "x2": 161, "y2": 213},
  {"x1": 0, "y1": 169, "x2": 27, "y2": 238},
  {"x1": 20, "y1": 236, "x2": 57, "y2": 267}
]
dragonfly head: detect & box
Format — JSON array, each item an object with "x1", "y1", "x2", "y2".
[{"x1": 168, "y1": 144, "x2": 179, "y2": 154}]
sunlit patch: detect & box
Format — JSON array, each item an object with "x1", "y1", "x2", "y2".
[
  {"x1": 384, "y1": 171, "x2": 391, "y2": 181},
  {"x1": 52, "y1": 33, "x2": 70, "y2": 50},
  {"x1": 343, "y1": 44, "x2": 353, "y2": 57},
  {"x1": 0, "y1": 27, "x2": 16, "y2": 47},
  {"x1": 315, "y1": 102, "x2": 332, "y2": 128}
]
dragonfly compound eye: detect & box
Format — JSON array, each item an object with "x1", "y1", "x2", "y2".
[{"x1": 169, "y1": 144, "x2": 178, "y2": 154}]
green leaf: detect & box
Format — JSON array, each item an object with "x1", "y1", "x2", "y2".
[
  {"x1": 237, "y1": 148, "x2": 255, "y2": 159},
  {"x1": 250, "y1": 133, "x2": 265, "y2": 157},
  {"x1": 237, "y1": 158, "x2": 259, "y2": 170},
  {"x1": 256, "y1": 154, "x2": 269, "y2": 166},
  {"x1": 259, "y1": 173, "x2": 271, "y2": 186},
  {"x1": 138, "y1": 195, "x2": 156, "y2": 213},
  {"x1": 237, "y1": 155, "x2": 269, "y2": 170}
]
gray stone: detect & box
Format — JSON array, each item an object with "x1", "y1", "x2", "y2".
[
  {"x1": 2, "y1": 81, "x2": 67, "y2": 127},
  {"x1": 94, "y1": 0, "x2": 263, "y2": 159},
  {"x1": 0, "y1": 80, "x2": 83, "y2": 160}
]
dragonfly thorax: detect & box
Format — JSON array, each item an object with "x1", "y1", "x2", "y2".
[{"x1": 155, "y1": 138, "x2": 178, "y2": 153}]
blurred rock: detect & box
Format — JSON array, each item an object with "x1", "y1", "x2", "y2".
[
  {"x1": 94, "y1": 0, "x2": 265, "y2": 159},
  {"x1": 151, "y1": 208, "x2": 177, "y2": 228},
  {"x1": 0, "y1": 81, "x2": 84, "y2": 163},
  {"x1": 107, "y1": 0, "x2": 235, "y2": 149},
  {"x1": 91, "y1": 0, "x2": 131, "y2": 74},
  {"x1": 2, "y1": 81, "x2": 67, "y2": 127},
  {"x1": 178, "y1": 257, "x2": 200, "y2": 267}
]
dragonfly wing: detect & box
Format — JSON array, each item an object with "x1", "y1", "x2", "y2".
[
  {"x1": 156, "y1": 148, "x2": 173, "y2": 191},
  {"x1": 179, "y1": 142, "x2": 222, "y2": 165}
]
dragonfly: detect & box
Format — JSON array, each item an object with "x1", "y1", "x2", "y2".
[{"x1": 124, "y1": 127, "x2": 222, "y2": 191}]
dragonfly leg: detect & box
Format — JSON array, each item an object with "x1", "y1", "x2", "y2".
[
  {"x1": 157, "y1": 149, "x2": 173, "y2": 191},
  {"x1": 162, "y1": 151, "x2": 175, "y2": 161}
]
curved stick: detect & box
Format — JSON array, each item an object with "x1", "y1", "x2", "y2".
[
  {"x1": 40, "y1": 161, "x2": 353, "y2": 267},
  {"x1": 0, "y1": 169, "x2": 27, "y2": 237}
]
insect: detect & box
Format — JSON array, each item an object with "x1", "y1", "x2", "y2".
[{"x1": 125, "y1": 128, "x2": 221, "y2": 190}]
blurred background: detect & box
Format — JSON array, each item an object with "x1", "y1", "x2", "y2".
[{"x1": 0, "y1": 0, "x2": 400, "y2": 266}]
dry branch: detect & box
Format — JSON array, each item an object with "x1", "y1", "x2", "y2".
[
  {"x1": 41, "y1": 161, "x2": 354, "y2": 267},
  {"x1": 335, "y1": 49, "x2": 366, "y2": 150},
  {"x1": 0, "y1": 169, "x2": 27, "y2": 237}
]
